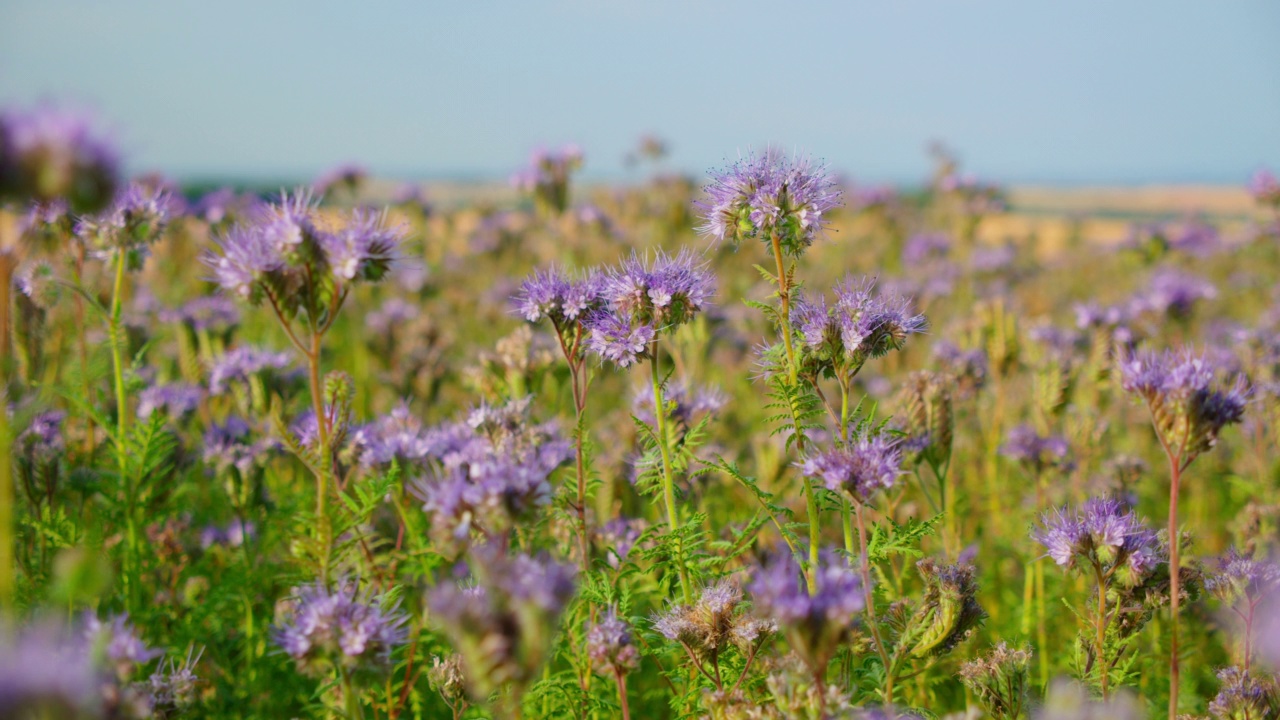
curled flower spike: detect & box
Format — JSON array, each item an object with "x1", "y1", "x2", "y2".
[
  {"x1": 1120, "y1": 348, "x2": 1249, "y2": 464},
  {"x1": 76, "y1": 182, "x2": 173, "y2": 270},
  {"x1": 699, "y1": 148, "x2": 842, "y2": 255},
  {"x1": 904, "y1": 558, "x2": 986, "y2": 658}
]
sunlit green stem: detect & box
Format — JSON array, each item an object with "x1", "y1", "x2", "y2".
[
  {"x1": 306, "y1": 331, "x2": 334, "y2": 586},
  {"x1": 855, "y1": 501, "x2": 893, "y2": 703},
  {"x1": 108, "y1": 253, "x2": 140, "y2": 612},
  {"x1": 650, "y1": 343, "x2": 692, "y2": 604}
]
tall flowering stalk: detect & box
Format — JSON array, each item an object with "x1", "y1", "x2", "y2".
[
  {"x1": 701, "y1": 149, "x2": 841, "y2": 591},
  {"x1": 513, "y1": 267, "x2": 605, "y2": 572},
  {"x1": 583, "y1": 250, "x2": 714, "y2": 603},
  {"x1": 204, "y1": 191, "x2": 406, "y2": 583},
  {"x1": 74, "y1": 182, "x2": 171, "y2": 611},
  {"x1": 1120, "y1": 348, "x2": 1248, "y2": 717}
]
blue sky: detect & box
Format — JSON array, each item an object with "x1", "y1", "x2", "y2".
[{"x1": 3, "y1": 0, "x2": 1278, "y2": 185}]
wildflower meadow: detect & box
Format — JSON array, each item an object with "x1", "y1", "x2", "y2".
[{"x1": 3, "y1": 106, "x2": 1280, "y2": 720}]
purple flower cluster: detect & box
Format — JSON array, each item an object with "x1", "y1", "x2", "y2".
[
  {"x1": 410, "y1": 398, "x2": 573, "y2": 549},
  {"x1": 791, "y1": 277, "x2": 926, "y2": 377},
  {"x1": 160, "y1": 295, "x2": 240, "y2": 333},
  {"x1": 1032, "y1": 498, "x2": 1163, "y2": 584},
  {"x1": 596, "y1": 517, "x2": 644, "y2": 570},
  {"x1": 799, "y1": 433, "x2": 903, "y2": 502},
  {"x1": 199, "y1": 518, "x2": 257, "y2": 549},
  {"x1": 1131, "y1": 268, "x2": 1217, "y2": 320},
  {"x1": 652, "y1": 580, "x2": 774, "y2": 662},
  {"x1": 1251, "y1": 168, "x2": 1280, "y2": 206},
  {"x1": 1206, "y1": 548, "x2": 1280, "y2": 604},
  {"x1": 76, "y1": 182, "x2": 173, "y2": 268},
  {"x1": 587, "y1": 609, "x2": 639, "y2": 676},
  {"x1": 1208, "y1": 667, "x2": 1278, "y2": 720},
  {"x1": 1120, "y1": 348, "x2": 1249, "y2": 461},
  {"x1": 999, "y1": 425, "x2": 1072, "y2": 476},
  {"x1": 699, "y1": 148, "x2": 842, "y2": 255},
  {"x1": 17, "y1": 410, "x2": 64, "y2": 463},
  {"x1": 207, "y1": 347, "x2": 294, "y2": 395},
  {"x1": 513, "y1": 267, "x2": 604, "y2": 327},
  {"x1": 86, "y1": 614, "x2": 162, "y2": 680},
  {"x1": 427, "y1": 544, "x2": 576, "y2": 698},
  {"x1": 273, "y1": 579, "x2": 408, "y2": 676},
  {"x1": 204, "y1": 191, "x2": 406, "y2": 306},
  {"x1": 1073, "y1": 301, "x2": 1135, "y2": 344},
  {"x1": 137, "y1": 382, "x2": 203, "y2": 420},
  {"x1": 0, "y1": 622, "x2": 102, "y2": 717},
  {"x1": 581, "y1": 250, "x2": 715, "y2": 368},
  {"x1": 366, "y1": 298, "x2": 419, "y2": 336},
  {"x1": 510, "y1": 144, "x2": 583, "y2": 214},
  {"x1": 201, "y1": 417, "x2": 277, "y2": 477},
  {"x1": 0, "y1": 103, "x2": 119, "y2": 212},
  {"x1": 352, "y1": 401, "x2": 432, "y2": 469},
  {"x1": 312, "y1": 163, "x2": 367, "y2": 198},
  {"x1": 749, "y1": 551, "x2": 864, "y2": 671}
]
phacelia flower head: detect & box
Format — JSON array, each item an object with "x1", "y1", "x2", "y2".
[
  {"x1": 652, "y1": 578, "x2": 775, "y2": 674},
  {"x1": 583, "y1": 311, "x2": 656, "y2": 368},
  {"x1": 76, "y1": 182, "x2": 173, "y2": 270},
  {"x1": 17, "y1": 410, "x2": 65, "y2": 464},
  {"x1": 1131, "y1": 268, "x2": 1217, "y2": 321},
  {"x1": 136, "y1": 382, "x2": 203, "y2": 421},
  {"x1": 161, "y1": 295, "x2": 240, "y2": 334},
  {"x1": 798, "y1": 433, "x2": 903, "y2": 503},
  {"x1": 352, "y1": 401, "x2": 433, "y2": 469},
  {"x1": 512, "y1": 266, "x2": 604, "y2": 327},
  {"x1": 427, "y1": 543, "x2": 576, "y2": 700},
  {"x1": 960, "y1": 642, "x2": 1033, "y2": 720},
  {"x1": 632, "y1": 380, "x2": 725, "y2": 429},
  {"x1": 699, "y1": 148, "x2": 842, "y2": 256},
  {"x1": 1120, "y1": 348, "x2": 1249, "y2": 463},
  {"x1": 600, "y1": 249, "x2": 716, "y2": 329},
  {"x1": 410, "y1": 398, "x2": 572, "y2": 552},
  {"x1": 0, "y1": 620, "x2": 103, "y2": 718},
  {"x1": 273, "y1": 578, "x2": 408, "y2": 678},
  {"x1": 207, "y1": 346, "x2": 295, "y2": 396},
  {"x1": 1000, "y1": 424, "x2": 1072, "y2": 477},
  {"x1": 588, "y1": 608, "x2": 640, "y2": 676},
  {"x1": 202, "y1": 417, "x2": 278, "y2": 478},
  {"x1": 1249, "y1": 168, "x2": 1280, "y2": 207},
  {"x1": 85, "y1": 614, "x2": 162, "y2": 681},
  {"x1": 749, "y1": 550, "x2": 863, "y2": 672},
  {"x1": 203, "y1": 190, "x2": 407, "y2": 311},
  {"x1": 0, "y1": 103, "x2": 119, "y2": 212},
  {"x1": 510, "y1": 144, "x2": 583, "y2": 214},
  {"x1": 1206, "y1": 548, "x2": 1280, "y2": 606},
  {"x1": 1032, "y1": 497, "x2": 1164, "y2": 586},
  {"x1": 791, "y1": 277, "x2": 926, "y2": 379},
  {"x1": 1208, "y1": 667, "x2": 1280, "y2": 720}
]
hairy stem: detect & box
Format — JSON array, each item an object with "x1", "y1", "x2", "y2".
[
  {"x1": 1094, "y1": 562, "x2": 1110, "y2": 699},
  {"x1": 855, "y1": 502, "x2": 894, "y2": 702},
  {"x1": 306, "y1": 332, "x2": 333, "y2": 586},
  {"x1": 1167, "y1": 454, "x2": 1183, "y2": 720},
  {"x1": 107, "y1": 254, "x2": 140, "y2": 612},
  {"x1": 651, "y1": 343, "x2": 692, "y2": 604}
]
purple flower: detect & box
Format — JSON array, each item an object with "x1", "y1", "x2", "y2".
[
  {"x1": 903, "y1": 232, "x2": 952, "y2": 264},
  {"x1": 0, "y1": 103, "x2": 119, "y2": 211},
  {"x1": 1120, "y1": 348, "x2": 1249, "y2": 461},
  {"x1": 512, "y1": 267, "x2": 604, "y2": 326},
  {"x1": 1000, "y1": 425, "x2": 1072, "y2": 475},
  {"x1": 86, "y1": 614, "x2": 161, "y2": 680},
  {"x1": 791, "y1": 277, "x2": 926, "y2": 376},
  {"x1": 750, "y1": 550, "x2": 864, "y2": 671},
  {"x1": 136, "y1": 383, "x2": 203, "y2": 420},
  {"x1": 599, "y1": 250, "x2": 715, "y2": 328},
  {"x1": 799, "y1": 434, "x2": 903, "y2": 502},
  {"x1": 583, "y1": 311, "x2": 655, "y2": 368},
  {"x1": 1208, "y1": 667, "x2": 1278, "y2": 720},
  {"x1": 17, "y1": 411, "x2": 64, "y2": 463},
  {"x1": 202, "y1": 417, "x2": 277, "y2": 476},
  {"x1": 207, "y1": 347, "x2": 294, "y2": 395},
  {"x1": 632, "y1": 380, "x2": 724, "y2": 428},
  {"x1": 510, "y1": 145, "x2": 583, "y2": 214},
  {"x1": 698, "y1": 148, "x2": 842, "y2": 255},
  {"x1": 0, "y1": 621, "x2": 102, "y2": 717},
  {"x1": 274, "y1": 579, "x2": 408, "y2": 676},
  {"x1": 596, "y1": 517, "x2": 645, "y2": 570},
  {"x1": 366, "y1": 298, "x2": 419, "y2": 336},
  {"x1": 76, "y1": 182, "x2": 173, "y2": 268},
  {"x1": 1032, "y1": 498, "x2": 1162, "y2": 583},
  {"x1": 1131, "y1": 268, "x2": 1216, "y2": 320},
  {"x1": 427, "y1": 544, "x2": 576, "y2": 698},
  {"x1": 160, "y1": 295, "x2": 240, "y2": 333},
  {"x1": 352, "y1": 401, "x2": 433, "y2": 469},
  {"x1": 321, "y1": 208, "x2": 404, "y2": 282},
  {"x1": 312, "y1": 163, "x2": 367, "y2": 197},
  {"x1": 588, "y1": 609, "x2": 639, "y2": 675},
  {"x1": 194, "y1": 186, "x2": 261, "y2": 224},
  {"x1": 1249, "y1": 168, "x2": 1280, "y2": 205},
  {"x1": 1206, "y1": 548, "x2": 1280, "y2": 604}
]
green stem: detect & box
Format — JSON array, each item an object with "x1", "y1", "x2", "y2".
[
  {"x1": 339, "y1": 667, "x2": 365, "y2": 720},
  {"x1": 1094, "y1": 563, "x2": 1110, "y2": 699},
  {"x1": 650, "y1": 344, "x2": 691, "y2": 604},
  {"x1": 108, "y1": 254, "x2": 139, "y2": 612},
  {"x1": 0, "y1": 390, "x2": 12, "y2": 613},
  {"x1": 1168, "y1": 455, "x2": 1183, "y2": 720},
  {"x1": 855, "y1": 501, "x2": 893, "y2": 703},
  {"x1": 768, "y1": 229, "x2": 797, "y2": 387},
  {"x1": 306, "y1": 333, "x2": 333, "y2": 586}
]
